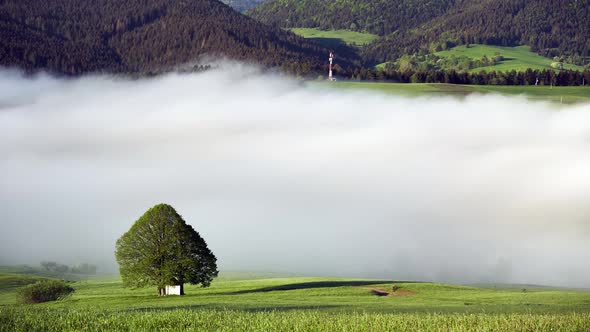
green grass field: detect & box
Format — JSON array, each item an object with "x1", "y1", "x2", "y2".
[
  {"x1": 289, "y1": 28, "x2": 379, "y2": 47},
  {"x1": 435, "y1": 45, "x2": 585, "y2": 73},
  {"x1": 1, "y1": 272, "x2": 590, "y2": 330},
  {"x1": 320, "y1": 81, "x2": 590, "y2": 104}
]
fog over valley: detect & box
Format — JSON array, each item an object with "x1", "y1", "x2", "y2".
[{"x1": 1, "y1": 64, "x2": 589, "y2": 287}]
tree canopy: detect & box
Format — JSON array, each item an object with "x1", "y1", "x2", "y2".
[{"x1": 115, "y1": 204, "x2": 218, "y2": 295}]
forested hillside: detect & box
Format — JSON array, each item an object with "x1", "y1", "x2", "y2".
[
  {"x1": 251, "y1": 0, "x2": 590, "y2": 66},
  {"x1": 0, "y1": 0, "x2": 337, "y2": 75},
  {"x1": 364, "y1": 0, "x2": 590, "y2": 65},
  {"x1": 249, "y1": 0, "x2": 456, "y2": 36},
  {"x1": 2, "y1": 0, "x2": 588, "y2": 76}
]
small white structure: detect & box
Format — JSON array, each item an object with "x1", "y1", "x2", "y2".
[
  {"x1": 329, "y1": 52, "x2": 335, "y2": 81},
  {"x1": 165, "y1": 285, "x2": 183, "y2": 296}
]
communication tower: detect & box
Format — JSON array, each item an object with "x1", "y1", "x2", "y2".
[{"x1": 329, "y1": 52, "x2": 335, "y2": 81}]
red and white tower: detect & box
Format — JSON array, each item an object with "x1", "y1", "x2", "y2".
[{"x1": 329, "y1": 52, "x2": 334, "y2": 81}]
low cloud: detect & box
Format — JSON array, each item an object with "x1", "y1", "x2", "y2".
[{"x1": 1, "y1": 64, "x2": 589, "y2": 287}]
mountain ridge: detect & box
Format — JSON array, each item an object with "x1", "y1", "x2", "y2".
[{"x1": 0, "y1": 0, "x2": 338, "y2": 75}]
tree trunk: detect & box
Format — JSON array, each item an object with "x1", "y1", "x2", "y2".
[
  {"x1": 158, "y1": 287, "x2": 166, "y2": 296},
  {"x1": 180, "y1": 283, "x2": 184, "y2": 295}
]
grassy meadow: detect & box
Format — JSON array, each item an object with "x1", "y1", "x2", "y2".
[
  {"x1": 320, "y1": 81, "x2": 590, "y2": 104},
  {"x1": 435, "y1": 45, "x2": 585, "y2": 73},
  {"x1": 289, "y1": 28, "x2": 379, "y2": 47},
  {"x1": 1, "y1": 271, "x2": 590, "y2": 330}
]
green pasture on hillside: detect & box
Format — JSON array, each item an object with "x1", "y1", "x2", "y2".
[
  {"x1": 1, "y1": 271, "x2": 590, "y2": 330},
  {"x1": 321, "y1": 82, "x2": 590, "y2": 104},
  {"x1": 289, "y1": 28, "x2": 379, "y2": 47},
  {"x1": 435, "y1": 45, "x2": 585, "y2": 73}
]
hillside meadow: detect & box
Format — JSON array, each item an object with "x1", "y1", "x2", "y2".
[
  {"x1": 289, "y1": 28, "x2": 379, "y2": 47},
  {"x1": 435, "y1": 45, "x2": 585, "y2": 73},
  {"x1": 320, "y1": 82, "x2": 590, "y2": 104},
  {"x1": 1, "y1": 272, "x2": 590, "y2": 331}
]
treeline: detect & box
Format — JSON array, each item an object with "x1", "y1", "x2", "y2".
[
  {"x1": 365, "y1": 0, "x2": 590, "y2": 65},
  {"x1": 251, "y1": 0, "x2": 590, "y2": 67},
  {"x1": 249, "y1": 0, "x2": 456, "y2": 35},
  {"x1": 40, "y1": 261, "x2": 97, "y2": 275},
  {"x1": 0, "y1": 0, "x2": 345, "y2": 75},
  {"x1": 386, "y1": 53, "x2": 509, "y2": 73},
  {"x1": 342, "y1": 68, "x2": 590, "y2": 86}
]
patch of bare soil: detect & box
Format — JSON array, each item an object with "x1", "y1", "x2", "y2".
[
  {"x1": 364, "y1": 287, "x2": 417, "y2": 297},
  {"x1": 390, "y1": 289, "x2": 417, "y2": 297}
]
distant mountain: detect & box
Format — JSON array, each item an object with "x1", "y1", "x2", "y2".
[
  {"x1": 223, "y1": 0, "x2": 267, "y2": 12},
  {"x1": 0, "y1": 0, "x2": 335, "y2": 75},
  {"x1": 250, "y1": 0, "x2": 590, "y2": 66}
]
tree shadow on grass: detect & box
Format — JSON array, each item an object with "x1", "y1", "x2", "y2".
[
  {"x1": 229, "y1": 280, "x2": 409, "y2": 294},
  {"x1": 124, "y1": 304, "x2": 342, "y2": 313},
  {"x1": 308, "y1": 37, "x2": 347, "y2": 50},
  {"x1": 307, "y1": 38, "x2": 362, "y2": 61},
  {"x1": 123, "y1": 304, "x2": 207, "y2": 313},
  {"x1": 239, "y1": 305, "x2": 343, "y2": 312}
]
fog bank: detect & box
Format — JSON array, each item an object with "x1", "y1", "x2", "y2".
[{"x1": 1, "y1": 65, "x2": 589, "y2": 287}]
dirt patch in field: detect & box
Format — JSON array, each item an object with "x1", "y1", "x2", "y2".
[
  {"x1": 364, "y1": 287, "x2": 417, "y2": 297},
  {"x1": 390, "y1": 289, "x2": 417, "y2": 297}
]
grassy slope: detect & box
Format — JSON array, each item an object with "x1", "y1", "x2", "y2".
[
  {"x1": 2, "y1": 273, "x2": 589, "y2": 330},
  {"x1": 289, "y1": 28, "x2": 379, "y2": 47},
  {"x1": 1, "y1": 273, "x2": 589, "y2": 313},
  {"x1": 3, "y1": 308, "x2": 589, "y2": 331},
  {"x1": 323, "y1": 82, "x2": 590, "y2": 104},
  {"x1": 0, "y1": 274, "x2": 47, "y2": 305},
  {"x1": 0, "y1": 265, "x2": 111, "y2": 282},
  {"x1": 435, "y1": 45, "x2": 585, "y2": 72}
]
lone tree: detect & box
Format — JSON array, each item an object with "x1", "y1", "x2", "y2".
[{"x1": 115, "y1": 204, "x2": 218, "y2": 296}]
